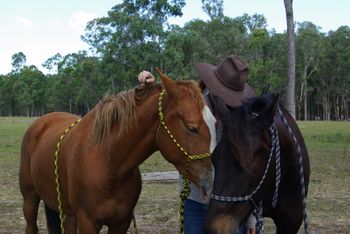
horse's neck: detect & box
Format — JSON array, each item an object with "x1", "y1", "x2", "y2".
[{"x1": 106, "y1": 89, "x2": 163, "y2": 174}]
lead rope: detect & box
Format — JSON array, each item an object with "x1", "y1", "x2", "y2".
[
  {"x1": 272, "y1": 124, "x2": 281, "y2": 208},
  {"x1": 255, "y1": 123, "x2": 281, "y2": 234},
  {"x1": 254, "y1": 201, "x2": 264, "y2": 234},
  {"x1": 179, "y1": 168, "x2": 191, "y2": 234},
  {"x1": 278, "y1": 108, "x2": 309, "y2": 234},
  {"x1": 54, "y1": 118, "x2": 81, "y2": 234}
]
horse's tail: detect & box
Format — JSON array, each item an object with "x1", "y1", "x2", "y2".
[{"x1": 44, "y1": 204, "x2": 61, "y2": 234}]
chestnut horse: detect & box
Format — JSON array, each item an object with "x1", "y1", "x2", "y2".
[
  {"x1": 19, "y1": 71, "x2": 216, "y2": 234},
  {"x1": 205, "y1": 94, "x2": 310, "y2": 234}
]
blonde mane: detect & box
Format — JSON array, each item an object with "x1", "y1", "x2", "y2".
[
  {"x1": 89, "y1": 80, "x2": 204, "y2": 146},
  {"x1": 90, "y1": 89, "x2": 137, "y2": 146}
]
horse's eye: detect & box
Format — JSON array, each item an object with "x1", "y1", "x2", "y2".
[{"x1": 186, "y1": 125, "x2": 199, "y2": 134}]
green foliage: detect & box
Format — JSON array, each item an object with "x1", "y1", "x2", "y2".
[
  {"x1": 11, "y1": 52, "x2": 26, "y2": 73},
  {"x1": 0, "y1": 0, "x2": 349, "y2": 120},
  {"x1": 201, "y1": 0, "x2": 224, "y2": 20}
]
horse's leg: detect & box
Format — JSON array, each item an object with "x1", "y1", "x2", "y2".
[
  {"x1": 107, "y1": 215, "x2": 132, "y2": 234},
  {"x1": 64, "y1": 215, "x2": 77, "y2": 234},
  {"x1": 22, "y1": 190, "x2": 41, "y2": 234},
  {"x1": 76, "y1": 210, "x2": 101, "y2": 234},
  {"x1": 272, "y1": 207, "x2": 303, "y2": 234}
]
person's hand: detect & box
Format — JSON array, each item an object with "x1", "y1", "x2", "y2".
[
  {"x1": 138, "y1": 70, "x2": 155, "y2": 85},
  {"x1": 246, "y1": 228, "x2": 256, "y2": 234},
  {"x1": 245, "y1": 214, "x2": 256, "y2": 234}
]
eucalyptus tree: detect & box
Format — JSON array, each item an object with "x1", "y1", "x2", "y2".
[
  {"x1": 319, "y1": 26, "x2": 350, "y2": 120},
  {"x1": 284, "y1": 0, "x2": 296, "y2": 118},
  {"x1": 295, "y1": 22, "x2": 324, "y2": 120},
  {"x1": 82, "y1": 0, "x2": 186, "y2": 91},
  {"x1": 0, "y1": 75, "x2": 15, "y2": 115},
  {"x1": 201, "y1": 0, "x2": 224, "y2": 20},
  {"x1": 11, "y1": 52, "x2": 27, "y2": 74},
  {"x1": 163, "y1": 16, "x2": 248, "y2": 80},
  {"x1": 16, "y1": 66, "x2": 47, "y2": 116},
  {"x1": 42, "y1": 53, "x2": 63, "y2": 74}
]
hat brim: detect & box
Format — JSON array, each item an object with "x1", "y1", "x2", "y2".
[{"x1": 196, "y1": 62, "x2": 255, "y2": 107}]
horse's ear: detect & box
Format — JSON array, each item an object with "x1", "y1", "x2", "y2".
[
  {"x1": 156, "y1": 67, "x2": 178, "y2": 98},
  {"x1": 250, "y1": 93, "x2": 279, "y2": 129},
  {"x1": 210, "y1": 94, "x2": 229, "y2": 119}
]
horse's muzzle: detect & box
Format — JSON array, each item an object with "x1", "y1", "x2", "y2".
[{"x1": 204, "y1": 213, "x2": 240, "y2": 234}]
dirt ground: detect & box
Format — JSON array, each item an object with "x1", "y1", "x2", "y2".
[{"x1": 0, "y1": 118, "x2": 349, "y2": 233}]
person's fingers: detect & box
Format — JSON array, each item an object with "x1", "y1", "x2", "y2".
[
  {"x1": 138, "y1": 71, "x2": 155, "y2": 84},
  {"x1": 145, "y1": 75, "x2": 155, "y2": 83},
  {"x1": 138, "y1": 71, "x2": 147, "y2": 83}
]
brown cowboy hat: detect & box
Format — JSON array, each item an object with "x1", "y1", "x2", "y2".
[{"x1": 196, "y1": 55, "x2": 255, "y2": 107}]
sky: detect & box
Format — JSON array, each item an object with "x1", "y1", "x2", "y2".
[{"x1": 1, "y1": 0, "x2": 349, "y2": 75}]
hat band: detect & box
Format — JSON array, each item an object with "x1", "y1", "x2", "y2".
[{"x1": 215, "y1": 70, "x2": 244, "y2": 91}]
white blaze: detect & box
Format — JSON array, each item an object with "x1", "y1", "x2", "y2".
[{"x1": 202, "y1": 105, "x2": 217, "y2": 153}]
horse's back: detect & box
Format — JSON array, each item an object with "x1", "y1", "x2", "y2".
[
  {"x1": 21, "y1": 112, "x2": 79, "y2": 159},
  {"x1": 19, "y1": 112, "x2": 80, "y2": 201}
]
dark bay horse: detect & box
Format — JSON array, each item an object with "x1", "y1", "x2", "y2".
[
  {"x1": 205, "y1": 94, "x2": 310, "y2": 234},
  {"x1": 19, "y1": 71, "x2": 216, "y2": 233}
]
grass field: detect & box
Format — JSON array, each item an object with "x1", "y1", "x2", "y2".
[{"x1": 0, "y1": 117, "x2": 349, "y2": 233}]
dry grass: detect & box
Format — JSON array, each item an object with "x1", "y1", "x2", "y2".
[{"x1": 0, "y1": 117, "x2": 349, "y2": 233}]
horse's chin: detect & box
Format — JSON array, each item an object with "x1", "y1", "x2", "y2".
[{"x1": 204, "y1": 214, "x2": 240, "y2": 234}]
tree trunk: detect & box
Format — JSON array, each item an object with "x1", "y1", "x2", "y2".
[
  {"x1": 284, "y1": 0, "x2": 296, "y2": 118},
  {"x1": 304, "y1": 78, "x2": 308, "y2": 120},
  {"x1": 69, "y1": 99, "x2": 72, "y2": 113}
]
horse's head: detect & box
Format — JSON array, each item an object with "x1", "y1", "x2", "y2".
[
  {"x1": 205, "y1": 93, "x2": 279, "y2": 234},
  {"x1": 156, "y1": 69, "x2": 216, "y2": 200}
]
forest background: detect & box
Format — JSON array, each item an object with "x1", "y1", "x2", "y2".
[{"x1": 0, "y1": 0, "x2": 349, "y2": 120}]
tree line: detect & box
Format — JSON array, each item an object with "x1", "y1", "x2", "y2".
[{"x1": 0, "y1": 0, "x2": 349, "y2": 120}]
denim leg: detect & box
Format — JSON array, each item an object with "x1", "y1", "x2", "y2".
[
  {"x1": 239, "y1": 224, "x2": 246, "y2": 234},
  {"x1": 184, "y1": 199, "x2": 248, "y2": 234},
  {"x1": 184, "y1": 199, "x2": 208, "y2": 234}
]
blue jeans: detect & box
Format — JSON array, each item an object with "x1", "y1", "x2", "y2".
[{"x1": 184, "y1": 199, "x2": 246, "y2": 234}]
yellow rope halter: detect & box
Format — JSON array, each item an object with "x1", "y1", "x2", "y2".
[{"x1": 157, "y1": 89, "x2": 210, "y2": 233}]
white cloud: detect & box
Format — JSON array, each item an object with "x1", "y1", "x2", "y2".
[
  {"x1": 69, "y1": 11, "x2": 98, "y2": 34},
  {"x1": 47, "y1": 19, "x2": 63, "y2": 27},
  {"x1": 15, "y1": 16, "x2": 33, "y2": 28}
]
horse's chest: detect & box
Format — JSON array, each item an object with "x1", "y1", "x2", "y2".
[{"x1": 83, "y1": 176, "x2": 142, "y2": 223}]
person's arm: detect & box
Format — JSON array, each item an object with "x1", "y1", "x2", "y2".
[{"x1": 138, "y1": 70, "x2": 155, "y2": 85}]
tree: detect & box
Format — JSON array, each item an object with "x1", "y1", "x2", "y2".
[
  {"x1": 201, "y1": 0, "x2": 224, "y2": 20},
  {"x1": 11, "y1": 52, "x2": 27, "y2": 73},
  {"x1": 284, "y1": 0, "x2": 296, "y2": 118},
  {"x1": 238, "y1": 13, "x2": 267, "y2": 34},
  {"x1": 318, "y1": 26, "x2": 350, "y2": 120},
  {"x1": 42, "y1": 53, "x2": 63, "y2": 74},
  {"x1": 82, "y1": 0, "x2": 186, "y2": 91},
  {"x1": 295, "y1": 22, "x2": 324, "y2": 120}
]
